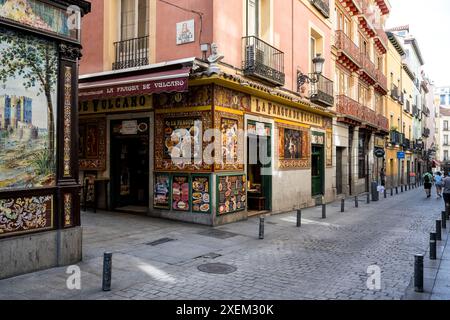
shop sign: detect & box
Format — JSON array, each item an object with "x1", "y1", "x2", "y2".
[
  {"x1": 78, "y1": 95, "x2": 153, "y2": 114},
  {"x1": 375, "y1": 137, "x2": 385, "y2": 148},
  {"x1": 79, "y1": 77, "x2": 188, "y2": 100},
  {"x1": 176, "y1": 19, "x2": 195, "y2": 45},
  {"x1": 397, "y1": 151, "x2": 405, "y2": 159},
  {"x1": 311, "y1": 132, "x2": 325, "y2": 145},
  {"x1": 374, "y1": 149, "x2": 385, "y2": 158},
  {"x1": 251, "y1": 97, "x2": 323, "y2": 127},
  {"x1": 120, "y1": 120, "x2": 138, "y2": 135},
  {"x1": 154, "y1": 173, "x2": 170, "y2": 210}
]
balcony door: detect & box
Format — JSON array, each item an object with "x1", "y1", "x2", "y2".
[
  {"x1": 116, "y1": 0, "x2": 149, "y2": 69},
  {"x1": 246, "y1": 0, "x2": 259, "y2": 37}
]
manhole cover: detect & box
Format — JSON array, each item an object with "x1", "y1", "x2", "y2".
[
  {"x1": 198, "y1": 229, "x2": 238, "y2": 239},
  {"x1": 198, "y1": 263, "x2": 237, "y2": 274},
  {"x1": 146, "y1": 238, "x2": 175, "y2": 246}
]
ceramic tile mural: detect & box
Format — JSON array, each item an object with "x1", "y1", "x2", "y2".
[
  {"x1": 0, "y1": 0, "x2": 79, "y2": 40},
  {"x1": 0, "y1": 27, "x2": 57, "y2": 190}
]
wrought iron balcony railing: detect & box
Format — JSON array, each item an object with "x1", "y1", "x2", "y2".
[
  {"x1": 336, "y1": 94, "x2": 386, "y2": 130},
  {"x1": 242, "y1": 36, "x2": 285, "y2": 86},
  {"x1": 310, "y1": 0, "x2": 330, "y2": 18},
  {"x1": 309, "y1": 74, "x2": 334, "y2": 107},
  {"x1": 375, "y1": 68, "x2": 387, "y2": 91},
  {"x1": 112, "y1": 36, "x2": 149, "y2": 70},
  {"x1": 360, "y1": 53, "x2": 376, "y2": 80},
  {"x1": 390, "y1": 130, "x2": 403, "y2": 145},
  {"x1": 391, "y1": 85, "x2": 399, "y2": 100},
  {"x1": 423, "y1": 128, "x2": 431, "y2": 138},
  {"x1": 376, "y1": 114, "x2": 389, "y2": 132},
  {"x1": 335, "y1": 30, "x2": 361, "y2": 66}
]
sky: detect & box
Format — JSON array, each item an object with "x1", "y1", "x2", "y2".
[{"x1": 386, "y1": 0, "x2": 450, "y2": 87}]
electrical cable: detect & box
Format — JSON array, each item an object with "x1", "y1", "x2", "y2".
[{"x1": 158, "y1": 0, "x2": 204, "y2": 45}]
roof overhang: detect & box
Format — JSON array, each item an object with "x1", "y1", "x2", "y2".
[
  {"x1": 386, "y1": 32, "x2": 405, "y2": 56},
  {"x1": 79, "y1": 58, "x2": 197, "y2": 100}
]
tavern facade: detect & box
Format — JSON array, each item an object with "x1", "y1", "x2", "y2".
[{"x1": 78, "y1": 0, "x2": 336, "y2": 225}]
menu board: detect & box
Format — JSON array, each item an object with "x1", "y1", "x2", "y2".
[
  {"x1": 217, "y1": 175, "x2": 246, "y2": 215},
  {"x1": 192, "y1": 176, "x2": 211, "y2": 213},
  {"x1": 172, "y1": 175, "x2": 190, "y2": 211},
  {"x1": 154, "y1": 173, "x2": 170, "y2": 209},
  {"x1": 279, "y1": 128, "x2": 303, "y2": 160}
]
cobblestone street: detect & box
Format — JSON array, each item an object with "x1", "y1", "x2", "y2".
[{"x1": 0, "y1": 187, "x2": 445, "y2": 300}]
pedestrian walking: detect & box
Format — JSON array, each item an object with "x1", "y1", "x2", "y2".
[
  {"x1": 423, "y1": 171, "x2": 433, "y2": 198},
  {"x1": 443, "y1": 172, "x2": 450, "y2": 208},
  {"x1": 435, "y1": 171, "x2": 443, "y2": 198}
]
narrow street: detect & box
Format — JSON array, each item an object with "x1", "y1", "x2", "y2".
[{"x1": 0, "y1": 187, "x2": 445, "y2": 300}]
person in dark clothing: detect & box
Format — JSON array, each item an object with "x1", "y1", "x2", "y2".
[
  {"x1": 423, "y1": 171, "x2": 433, "y2": 198},
  {"x1": 443, "y1": 172, "x2": 450, "y2": 208}
]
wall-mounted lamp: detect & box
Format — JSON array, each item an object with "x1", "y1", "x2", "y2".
[{"x1": 297, "y1": 53, "x2": 325, "y2": 90}]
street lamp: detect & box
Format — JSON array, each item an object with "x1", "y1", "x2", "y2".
[{"x1": 297, "y1": 53, "x2": 325, "y2": 90}]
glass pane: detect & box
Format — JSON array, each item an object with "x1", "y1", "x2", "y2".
[
  {"x1": 121, "y1": 0, "x2": 136, "y2": 40},
  {"x1": 138, "y1": 0, "x2": 149, "y2": 38},
  {"x1": 247, "y1": 0, "x2": 258, "y2": 36}
]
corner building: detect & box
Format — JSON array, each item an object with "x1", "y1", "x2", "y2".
[{"x1": 78, "y1": 0, "x2": 336, "y2": 225}]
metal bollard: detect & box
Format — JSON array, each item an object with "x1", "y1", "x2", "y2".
[
  {"x1": 430, "y1": 233, "x2": 437, "y2": 260},
  {"x1": 384, "y1": 189, "x2": 387, "y2": 199},
  {"x1": 396, "y1": 187, "x2": 399, "y2": 194},
  {"x1": 401, "y1": 185, "x2": 404, "y2": 193},
  {"x1": 442, "y1": 212, "x2": 447, "y2": 229},
  {"x1": 355, "y1": 196, "x2": 359, "y2": 208},
  {"x1": 341, "y1": 199, "x2": 345, "y2": 213},
  {"x1": 391, "y1": 188, "x2": 394, "y2": 196},
  {"x1": 322, "y1": 203, "x2": 327, "y2": 219},
  {"x1": 436, "y1": 220, "x2": 442, "y2": 241},
  {"x1": 102, "y1": 252, "x2": 113, "y2": 291},
  {"x1": 366, "y1": 193, "x2": 370, "y2": 204},
  {"x1": 259, "y1": 217, "x2": 265, "y2": 239},
  {"x1": 446, "y1": 204, "x2": 450, "y2": 220},
  {"x1": 414, "y1": 254, "x2": 424, "y2": 292},
  {"x1": 296, "y1": 209, "x2": 302, "y2": 228}
]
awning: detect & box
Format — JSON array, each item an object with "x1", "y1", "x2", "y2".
[{"x1": 79, "y1": 67, "x2": 191, "y2": 101}]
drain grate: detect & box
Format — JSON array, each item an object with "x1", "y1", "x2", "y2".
[
  {"x1": 198, "y1": 263, "x2": 237, "y2": 274},
  {"x1": 266, "y1": 221, "x2": 277, "y2": 225},
  {"x1": 198, "y1": 229, "x2": 238, "y2": 239},
  {"x1": 146, "y1": 238, "x2": 176, "y2": 246},
  {"x1": 197, "y1": 252, "x2": 222, "y2": 259}
]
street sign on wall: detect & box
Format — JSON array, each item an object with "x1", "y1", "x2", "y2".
[{"x1": 397, "y1": 152, "x2": 405, "y2": 159}]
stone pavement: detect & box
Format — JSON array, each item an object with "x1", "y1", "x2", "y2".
[
  {"x1": 0, "y1": 186, "x2": 447, "y2": 300},
  {"x1": 404, "y1": 207, "x2": 450, "y2": 300}
]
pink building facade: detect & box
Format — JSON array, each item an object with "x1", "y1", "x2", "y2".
[{"x1": 78, "y1": 0, "x2": 336, "y2": 225}]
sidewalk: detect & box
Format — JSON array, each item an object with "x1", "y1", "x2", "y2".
[
  {"x1": 404, "y1": 212, "x2": 450, "y2": 300},
  {"x1": 0, "y1": 186, "x2": 445, "y2": 300}
]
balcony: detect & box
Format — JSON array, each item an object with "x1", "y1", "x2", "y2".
[
  {"x1": 242, "y1": 36, "x2": 285, "y2": 86},
  {"x1": 423, "y1": 128, "x2": 431, "y2": 138},
  {"x1": 390, "y1": 130, "x2": 403, "y2": 146},
  {"x1": 412, "y1": 104, "x2": 418, "y2": 117},
  {"x1": 336, "y1": 94, "x2": 386, "y2": 132},
  {"x1": 374, "y1": 0, "x2": 390, "y2": 15},
  {"x1": 310, "y1": 0, "x2": 330, "y2": 18},
  {"x1": 358, "y1": 0, "x2": 376, "y2": 38},
  {"x1": 374, "y1": 28, "x2": 388, "y2": 54},
  {"x1": 391, "y1": 85, "x2": 399, "y2": 100},
  {"x1": 374, "y1": 68, "x2": 388, "y2": 94},
  {"x1": 403, "y1": 138, "x2": 411, "y2": 151},
  {"x1": 405, "y1": 100, "x2": 411, "y2": 113},
  {"x1": 376, "y1": 114, "x2": 389, "y2": 133},
  {"x1": 309, "y1": 74, "x2": 334, "y2": 107},
  {"x1": 337, "y1": 0, "x2": 362, "y2": 16},
  {"x1": 335, "y1": 30, "x2": 361, "y2": 71},
  {"x1": 112, "y1": 36, "x2": 149, "y2": 70},
  {"x1": 360, "y1": 54, "x2": 376, "y2": 84}
]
